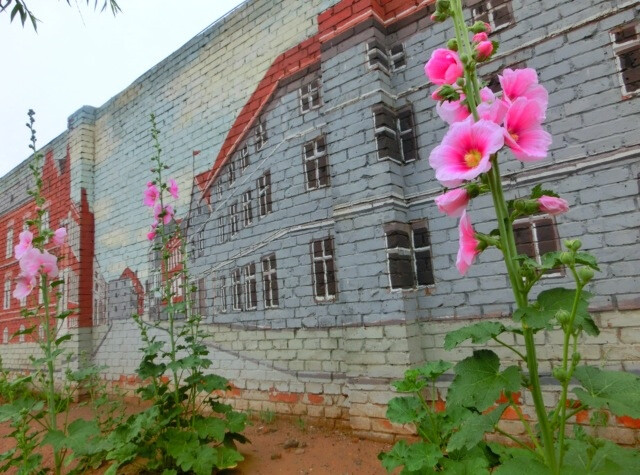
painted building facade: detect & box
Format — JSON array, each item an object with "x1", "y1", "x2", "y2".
[{"x1": 1, "y1": 0, "x2": 640, "y2": 440}]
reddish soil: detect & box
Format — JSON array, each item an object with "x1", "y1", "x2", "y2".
[{"x1": 0, "y1": 401, "x2": 392, "y2": 474}]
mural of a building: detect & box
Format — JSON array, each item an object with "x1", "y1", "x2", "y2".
[{"x1": 1, "y1": 0, "x2": 640, "y2": 437}]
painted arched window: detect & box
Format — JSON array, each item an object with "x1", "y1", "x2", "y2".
[
  {"x1": 3, "y1": 327, "x2": 8, "y2": 344},
  {"x1": 18, "y1": 325, "x2": 25, "y2": 343}
]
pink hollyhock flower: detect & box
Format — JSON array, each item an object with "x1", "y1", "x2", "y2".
[
  {"x1": 425, "y1": 49, "x2": 464, "y2": 85},
  {"x1": 435, "y1": 188, "x2": 470, "y2": 217},
  {"x1": 499, "y1": 68, "x2": 548, "y2": 109},
  {"x1": 477, "y1": 87, "x2": 508, "y2": 124},
  {"x1": 429, "y1": 119, "x2": 504, "y2": 187},
  {"x1": 147, "y1": 228, "x2": 157, "y2": 241},
  {"x1": 538, "y1": 196, "x2": 569, "y2": 215},
  {"x1": 52, "y1": 227, "x2": 67, "y2": 246},
  {"x1": 476, "y1": 41, "x2": 493, "y2": 61},
  {"x1": 503, "y1": 97, "x2": 552, "y2": 162},
  {"x1": 168, "y1": 178, "x2": 179, "y2": 199},
  {"x1": 456, "y1": 211, "x2": 480, "y2": 275},
  {"x1": 14, "y1": 230, "x2": 33, "y2": 259},
  {"x1": 14, "y1": 273, "x2": 37, "y2": 300},
  {"x1": 19, "y1": 248, "x2": 59, "y2": 279},
  {"x1": 472, "y1": 32, "x2": 488, "y2": 43},
  {"x1": 436, "y1": 98, "x2": 470, "y2": 124},
  {"x1": 153, "y1": 203, "x2": 174, "y2": 225},
  {"x1": 143, "y1": 183, "x2": 159, "y2": 207}
]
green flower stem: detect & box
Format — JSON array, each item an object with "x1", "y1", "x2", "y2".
[
  {"x1": 556, "y1": 268, "x2": 584, "y2": 466},
  {"x1": 494, "y1": 426, "x2": 537, "y2": 453},
  {"x1": 508, "y1": 396, "x2": 542, "y2": 454},
  {"x1": 493, "y1": 336, "x2": 527, "y2": 361}
]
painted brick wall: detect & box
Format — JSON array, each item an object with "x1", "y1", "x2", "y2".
[{"x1": 1, "y1": 0, "x2": 639, "y2": 441}]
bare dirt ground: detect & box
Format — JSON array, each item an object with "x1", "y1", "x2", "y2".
[{"x1": 0, "y1": 401, "x2": 393, "y2": 474}]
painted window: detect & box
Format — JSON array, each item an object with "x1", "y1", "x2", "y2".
[
  {"x1": 244, "y1": 263, "x2": 257, "y2": 310},
  {"x1": 389, "y1": 44, "x2": 406, "y2": 70},
  {"x1": 229, "y1": 157, "x2": 237, "y2": 185},
  {"x1": 215, "y1": 276, "x2": 227, "y2": 314},
  {"x1": 611, "y1": 23, "x2": 640, "y2": 95},
  {"x1": 299, "y1": 79, "x2": 321, "y2": 113},
  {"x1": 2, "y1": 328, "x2": 7, "y2": 344},
  {"x1": 5, "y1": 228, "x2": 13, "y2": 259},
  {"x1": 240, "y1": 145, "x2": 250, "y2": 171},
  {"x1": 303, "y1": 136, "x2": 330, "y2": 190},
  {"x1": 311, "y1": 237, "x2": 337, "y2": 301},
  {"x1": 469, "y1": 0, "x2": 514, "y2": 33},
  {"x1": 385, "y1": 221, "x2": 435, "y2": 290},
  {"x1": 232, "y1": 269, "x2": 243, "y2": 311},
  {"x1": 3, "y1": 280, "x2": 10, "y2": 310},
  {"x1": 258, "y1": 170, "x2": 272, "y2": 217},
  {"x1": 218, "y1": 215, "x2": 226, "y2": 244},
  {"x1": 255, "y1": 120, "x2": 267, "y2": 151},
  {"x1": 243, "y1": 190, "x2": 253, "y2": 227},
  {"x1": 373, "y1": 105, "x2": 417, "y2": 164},
  {"x1": 262, "y1": 254, "x2": 279, "y2": 308},
  {"x1": 230, "y1": 202, "x2": 239, "y2": 236},
  {"x1": 18, "y1": 325, "x2": 25, "y2": 343},
  {"x1": 513, "y1": 215, "x2": 562, "y2": 274}
]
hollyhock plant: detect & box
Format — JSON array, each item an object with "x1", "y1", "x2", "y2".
[
  {"x1": 13, "y1": 273, "x2": 37, "y2": 300},
  {"x1": 19, "y1": 248, "x2": 59, "y2": 280},
  {"x1": 436, "y1": 97, "x2": 470, "y2": 124},
  {"x1": 456, "y1": 211, "x2": 480, "y2": 275},
  {"x1": 52, "y1": 227, "x2": 67, "y2": 246},
  {"x1": 538, "y1": 195, "x2": 569, "y2": 215},
  {"x1": 429, "y1": 118, "x2": 504, "y2": 187},
  {"x1": 425, "y1": 48, "x2": 464, "y2": 85},
  {"x1": 14, "y1": 230, "x2": 33, "y2": 259},
  {"x1": 435, "y1": 188, "x2": 470, "y2": 217},
  {"x1": 472, "y1": 32, "x2": 488, "y2": 43},
  {"x1": 143, "y1": 182, "x2": 160, "y2": 207},
  {"x1": 475, "y1": 40, "x2": 493, "y2": 61},
  {"x1": 168, "y1": 178, "x2": 179, "y2": 199},
  {"x1": 503, "y1": 97, "x2": 552, "y2": 161},
  {"x1": 477, "y1": 87, "x2": 508, "y2": 124},
  {"x1": 499, "y1": 67, "x2": 549, "y2": 109},
  {"x1": 153, "y1": 203, "x2": 174, "y2": 226}
]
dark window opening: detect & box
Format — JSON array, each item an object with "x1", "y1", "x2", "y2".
[
  {"x1": 468, "y1": 0, "x2": 514, "y2": 33},
  {"x1": 311, "y1": 237, "x2": 337, "y2": 301},
  {"x1": 373, "y1": 104, "x2": 417, "y2": 163},
  {"x1": 258, "y1": 170, "x2": 272, "y2": 217},
  {"x1": 385, "y1": 221, "x2": 435, "y2": 290},
  {"x1": 514, "y1": 216, "x2": 562, "y2": 274},
  {"x1": 304, "y1": 136, "x2": 330, "y2": 190},
  {"x1": 262, "y1": 254, "x2": 279, "y2": 308}
]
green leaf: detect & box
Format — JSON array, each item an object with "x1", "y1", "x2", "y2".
[
  {"x1": 193, "y1": 416, "x2": 226, "y2": 442},
  {"x1": 386, "y1": 396, "x2": 425, "y2": 424},
  {"x1": 197, "y1": 373, "x2": 229, "y2": 393},
  {"x1": 530, "y1": 184, "x2": 558, "y2": 200},
  {"x1": 441, "y1": 455, "x2": 490, "y2": 474},
  {"x1": 416, "y1": 360, "x2": 454, "y2": 381},
  {"x1": 190, "y1": 445, "x2": 218, "y2": 475},
  {"x1": 225, "y1": 410, "x2": 248, "y2": 433},
  {"x1": 392, "y1": 371, "x2": 427, "y2": 393},
  {"x1": 163, "y1": 428, "x2": 199, "y2": 472},
  {"x1": 378, "y1": 440, "x2": 441, "y2": 473},
  {"x1": 447, "y1": 404, "x2": 507, "y2": 452},
  {"x1": 215, "y1": 445, "x2": 244, "y2": 470},
  {"x1": 55, "y1": 334, "x2": 73, "y2": 345},
  {"x1": 448, "y1": 350, "x2": 521, "y2": 411},
  {"x1": 574, "y1": 252, "x2": 600, "y2": 271},
  {"x1": 561, "y1": 438, "x2": 640, "y2": 474},
  {"x1": 43, "y1": 419, "x2": 102, "y2": 454},
  {"x1": 444, "y1": 322, "x2": 509, "y2": 350},
  {"x1": 573, "y1": 366, "x2": 640, "y2": 418}
]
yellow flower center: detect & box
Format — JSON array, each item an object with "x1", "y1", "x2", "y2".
[
  {"x1": 510, "y1": 131, "x2": 519, "y2": 142},
  {"x1": 464, "y1": 149, "x2": 482, "y2": 168}
]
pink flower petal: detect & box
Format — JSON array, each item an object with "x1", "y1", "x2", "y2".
[
  {"x1": 14, "y1": 273, "x2": 37, "y2": 300},
  {"x1": 168, "y1": 178, "x2": 179, "y2": 199},
  {"x1": 425, "y1": 49, "x2": 464, "y2": 85},
  {"x1": 14, "y1": 230, "x2": 33, "y2": 259},
  {"x1": 538, "y1": 196, "x2": 569, "y2": 215},
  {"x1": 456, "y1": 211, "x2": 480, "y2": 275},
  {"x1": 53, "y1": 227, "x2": 67, "y2": 246},
  {"x1": 435, "y1": 188, "x2": 470, "y2": 217}
]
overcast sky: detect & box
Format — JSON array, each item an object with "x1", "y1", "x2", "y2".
[{"x1": 0, "y1": 0, "x2": 246, "y2": 178}]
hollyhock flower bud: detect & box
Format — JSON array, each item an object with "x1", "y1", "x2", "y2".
[
  {"x1": 425, "y1": 48, "x2": 464, "y2": 85},
  {"x1": 435, "y1": 188, "x2": 470, "y2": 217},
  {"x1": 429, "y1": 118, "x2": 504, "y2": 187},
  {"x1": 19, "y1": 248, "x2": 59, "y2": 279},
  {"x1": 14, "y1": 273, "x2": 37, "y2": 300},
  {"x1": 499, "y1": 68, "x2": 548, "y2": 109},
  {"x1": 52, "y1": 227, "x2": 67, "y2": 246},
  {"x1": 503, "y1": 97, "x2": 552, "y2": 162},
  {"x1": 14, "y1": 230, "x2": 33, "y2": 259},
  {"x1": 147, "y1": 227, "x2": 157, "y2": 241},
  {"x1": 472, "y1": 32, "x2": 488, "y2": 43},
  {"x1": 168, "y1": 178, "x2": 179, "y2": 199},
  {"x1": 456, "y1": 211, "x2": 480, "y2": 275},
  {"x1": 431, "y1": 88, "x2": 445, "y2": 101},
  {"x1": 538, "y1": 196, "x2": 569, "y2": 215},
  {"x1": 475, "y1": 41, "x2": 493, "y2": 61},
  {"x1": 143, "y1": 183, "x2": 160, "y2": 207}
]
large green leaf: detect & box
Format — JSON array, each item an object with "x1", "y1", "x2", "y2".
[
  {"x1": 447, "y1": 404, "x2": 507, "y2": 452},
  {"x1": 215, "y1": 445, "x2": 244, "y2": 470},
  {"x1": 393, "y1": 361, "x2": 453, "y2": 392},
  {"x1": 43, "y1": 419, "x2": 102, "y2": 454},
  {"x1": 444, "y1": 322, "x2": 509, "y2": 350},
  {"x1": 448, "y1": 350, "x2": 521, "y2": 411},
  {"x1": 515, "y1": 288, "x2": 598, "y2": 335},
  {"x1": 441, "y1": 455, "x2": 490, "y2": 474},
  {"x1": 491, "y1": 445, "x2": 550, "y2": 475},
  {"x1": 192, "y1": 416, "x2": 226, "y2": 442},
  {"x1": 416, "y1": 360, "x2": 454, "y2": 381},
  {"x1": 386, "y1": 396, "x2": 425, "y2": 424},
  {"x1": 561, "y1": 438, "x2": 640, "y2": 474},
  {"x1": 573, "y1": 366, "x2": 640, "y2": 418},
  {"x1": 378, "y1": 440, "x2": 441, "y2": 473}
]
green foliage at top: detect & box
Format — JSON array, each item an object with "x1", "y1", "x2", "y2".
[{"x1": 1, "y1": 0, "x2": 121, "y2": 31}]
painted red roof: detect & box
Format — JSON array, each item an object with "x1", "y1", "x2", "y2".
[{"x1": 201, "y1": 0, "x2": 433, "y2": 199}]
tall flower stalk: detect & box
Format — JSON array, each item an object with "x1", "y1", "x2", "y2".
[{"x1": 381, "y1": 1, "x2": 640, "y2": 473}]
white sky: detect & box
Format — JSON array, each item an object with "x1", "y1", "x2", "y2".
[{"x1": 0, "y1": 0, "x2": 246, "y2": 178}]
